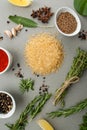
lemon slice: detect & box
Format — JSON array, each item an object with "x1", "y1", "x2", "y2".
[
  {"x1": 8, "y1": 0, "x2": 33, "y2": 7},
  {"x1": 37, "y1": 119, "x2": 54, "y2": 130}
]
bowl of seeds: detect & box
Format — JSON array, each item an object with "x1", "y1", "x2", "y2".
[
  {"x1": 0, "y1": 91, "x2": 16, "y2": 118},
  {"x1": 55, "y1": 7, "x2": 81, "y2": 36}
]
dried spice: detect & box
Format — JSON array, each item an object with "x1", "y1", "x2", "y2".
[
  {"x1": 25, "y1": 29, "x2": 28, "y2": 32},
  {"x1": 12, "y1": 63, "x2": 24, "y2": 78},
  {"x1": 0, "y1": 93, "x2": 13, "y2": 114},
  {"x1": 39, "y1": 84, "x2": 48, "y2": 95},
  {"x1": 57, "y1": 12, "x2": 77, "y2": 34},
  {"x1": 78, "y1": 30, "x2": 87, "y2": 40},
  {"x1": 7, "y1": 21, "x2": 10, "y2": 24},
  {"x1": 31, "y1": 6, "x2": 54, "y2": 23},
  {"x1": 0, "y1": 36, "x2": 3, "y2": 41}
]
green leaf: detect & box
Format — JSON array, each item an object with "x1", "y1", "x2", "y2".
[
  {"x1": 9, "y1": 15, "x2": 38, "y2": 27},
  {"x1": 74, "y1": 0, "x2": 87, "y2": 16}
]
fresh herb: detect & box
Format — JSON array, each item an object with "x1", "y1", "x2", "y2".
[
  {"x1": 30, "y1": 93, "x2": 52, "y2": 119},
  {"x1": 6, "y1": 93, "x2": 51, "y2": 130},
  {"x1": 48, "y1": 98, "x2": 87, "y2": 118},
  {"x1": 9, "y1": 15, "x2": 54, "y2": 28},
  {"x1": 74, "y1": 0, "x2": 87, "y2": 16},
  {"x1": 80, "y1": 112, "x2": 87, "y2": 130},
  {"x1": 9, "y1": 15, "x2": 38, "y2": 28},
  {"x1": 19, "y1": 78, "x2": 34, "y2": 93},
  {"x1": 54, "y1": 48, "x2": 87, "y2": 106}
]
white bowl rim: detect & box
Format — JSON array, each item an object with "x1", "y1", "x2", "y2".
[
  {"x1": 0, "y1": 91, "x2": 16, "y2": 118},
  {"x1": 0, "y1": 47, "x2": 12, "y2": 74},
  {"x1": 55, "y1": 6, "x2": 81, "y2": 36}
]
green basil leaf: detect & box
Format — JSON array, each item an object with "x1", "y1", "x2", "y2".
[{"x1": 74, "y1": 0, "x2": 87, "y2": 16}]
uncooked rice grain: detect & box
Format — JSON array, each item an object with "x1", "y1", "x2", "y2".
[{"x1": 24, "y1": 33, "x2": 64, "y2": 75}]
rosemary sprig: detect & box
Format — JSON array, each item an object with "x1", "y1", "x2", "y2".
[
  {"x1": 48, "y1": 98, "x2": 87, "y2": 118},
  {"x1": 6, "y1": 93, "x2": 51, "y2": 130},
  {"x1": 54, "y1": 48, "x2": 87, "y2": 106},
  {"x1": 19, "y1": 78, "x2": 34, "y2": 93},
  {"x1": 30, "y1": 93, "x2": 52, "y2": 119},
  {"x1": 80, "y1": 112, "x2": 87, "y2": 130}
]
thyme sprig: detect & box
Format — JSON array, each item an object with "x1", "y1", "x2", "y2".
[
  {"x1": 80, "y1": 112, "x2": 87, "y2": 130},
  {"x1": 6, "y1": 93, "x2": 51, "y2": 130},
  {"x1": 48, "y1": 98, "x2": 87, "y2": 118},
  {"x1": 19, "y1": 78, "x2": 34, "y2": 93},
  {"x1": 54, "y1": 48, "x2": 87, "y2": 106}
]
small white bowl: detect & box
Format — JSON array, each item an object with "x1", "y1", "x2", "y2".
[
  {"x1": 55, "y1": 7, "x2": 81, "y2": 36},
  {"x1": 0, "y1": 91, "x2": 16, "y2": 118},
  {"x1": 0, "y1": 47, "x2": 13, "y2": 74}
]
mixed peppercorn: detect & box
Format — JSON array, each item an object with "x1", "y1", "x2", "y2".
[{"x1": 0, "y1": 93, "x2": 13, "y2": 114}]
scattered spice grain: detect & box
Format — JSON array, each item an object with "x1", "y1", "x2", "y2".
[
  {"x1": 78, "y1": 30, "x2": 87, "y2": 40},
  {"x1": 0, "y1": 36, "x2": 3, "y2": 41},
  {"x1": 39, "y1": 84, "x2": 48, "y2": 95},
  {"x1": 12, "y1": 63, "x2": 24, "y2": 79},
  {"x1": 25, "y1": 29, "x2": 28, "y2": 32},
  {"x1": 12, "y1": 67, "x2": 15, "y2": 71},
  {"x1": 7, "y1": 21, "x2": 10, "y2": 24},
  {"x1": 57, "y1": 12, "x2": 77, "y2": 34},
  {"x1": 17, "y1": 63, "x2": 20, "y2": 68}
]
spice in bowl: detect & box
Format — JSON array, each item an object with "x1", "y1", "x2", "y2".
[
  {"x1": 0, "y1": 93, "x2": 13, "y2": 114},
  {"x1": 55, "y1": 7, "x2": 81, "y2": 36},
  {"x1": 0, "y1": 49, "x2": 8, "y2": 72},
  {"x1": 0, "y1": 47, "x2": 13, "y2": 74},
  {"x1": 0, "y1": 91, "x2": 16, "y2": 118},
  {"x1": 57, "y1": 12, "x2": 77, "y2": 34}
]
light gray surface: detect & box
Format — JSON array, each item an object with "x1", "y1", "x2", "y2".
[{"x1": 0, "y1": 0, "x2": 87, "y2": 130}]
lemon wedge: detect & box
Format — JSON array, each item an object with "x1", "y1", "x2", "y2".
[
  {"x1": 8, "y1": 0, "x2": 33, "y2": 7},
  {"x1": 37, "y1": 119, "x2": 54, "y2": 130}
]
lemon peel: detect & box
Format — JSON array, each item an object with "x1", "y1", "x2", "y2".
[
  {"x1": 37, "y1": 119, "x2": 54, "y2": 130},
  {"x1": 8, "y1": 0, "x2": 33, "y2": 7}
]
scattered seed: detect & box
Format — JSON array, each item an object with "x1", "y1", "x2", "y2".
[
  {"x1": 12, "y1": 63, "x2": 24, "y2": 79},
  {"x1": 7, "y1": 21, "x2": 10, "y2": 24},
  {"x1": 12, "y1": 68, "x2": 15, "y2": 71},
  {"x1": 17, "y1": 63, "x2": 20, "y2": 67},
  {"x1": 25, "y1": 29, "x2": 28, "y2": 32},
  {"x1": 0, "y1": 36, "x2": 3, "y2": 41},
  {"x1": 39, "y1": 83, "x2": 49, "y2": 95},
  {"x1": 78, "y1": 30, "x2": 87, "y2": 40}
]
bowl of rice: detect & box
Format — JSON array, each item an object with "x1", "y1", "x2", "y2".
[{"x1": 24, "y1": 33, "x2": 64, "y2": 75}]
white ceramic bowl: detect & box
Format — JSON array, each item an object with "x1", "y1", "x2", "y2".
[
  {"x1": 0, "y1": 91, "x2": 16, "y2": 118},
  {"x1": 0, "y1": 47, "x2": 13, "y2": 74},
  {"x1": 55, "y1": 7, "x2": 81, "y2": 36}
]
